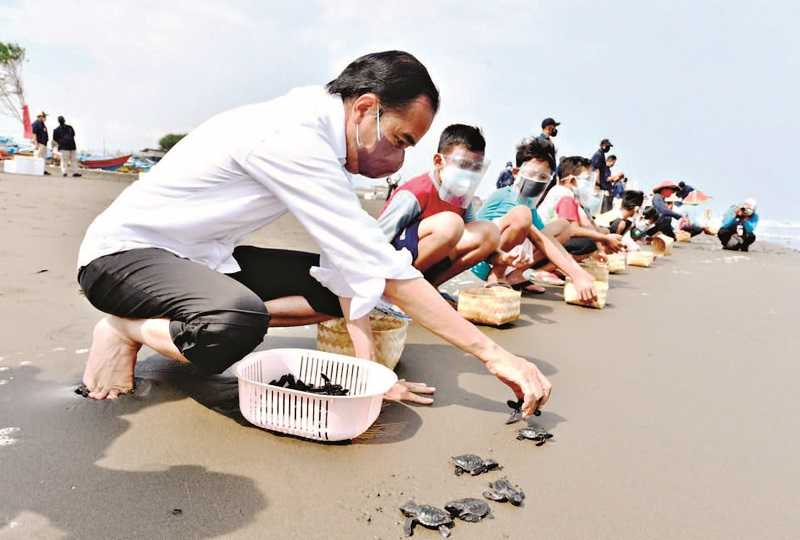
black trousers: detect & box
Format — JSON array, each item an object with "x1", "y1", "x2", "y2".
[
  {"x1": 718, "y1": 225, "x2": 756, "y2": 251},
  {"x1": 78, "y1": 247, "x2": 341, "y2": 374}
]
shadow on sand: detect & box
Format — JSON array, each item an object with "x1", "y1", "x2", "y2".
[{"x1": 0, "y1": 364, "x2": 266, "y2": 539}]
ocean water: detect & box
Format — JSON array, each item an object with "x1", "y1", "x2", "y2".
[{"x1": 758, "y1": 221, "x2": 800, "y2": 251}]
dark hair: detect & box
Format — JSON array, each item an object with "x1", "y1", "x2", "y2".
[
  {"x1": 556, "y1": 155, "x2": 591, "y2": 178},
  {"x1": 607, "y1": 154, "x2": 617, "y2": 161},
  {"x1": 622, "y1": 190, "x2": 644, "y2": 210},
  {"x1": 515, "y1": 137, "x2": 555, "y2": 170},
  {"x1": 437, "y1": 124, "x2": 485, "y2": 154},
  {"x1": 642, "y1": 206, "x2": 659, "y2": 221},
  {"x1": 678, "y1": 181, "x2": 686, "y2": 188},
  {"x1": 326, "y1": 51, "x2": 440, "y2": 114}
]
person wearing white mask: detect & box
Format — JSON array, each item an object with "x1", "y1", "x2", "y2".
[
  {"x1": 378, "y1": 124, "x2": 508, "y2": 287},
  {"x1": 538, "y1": 156, "x2": 624, "y2": 258},
  {"x1": 76, "y1": 52, "x2": 551, "y2": 418}
]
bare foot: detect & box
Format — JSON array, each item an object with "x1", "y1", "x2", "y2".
[{"x1": 82, "y1": 317, "x2": 142, "y2": 400}]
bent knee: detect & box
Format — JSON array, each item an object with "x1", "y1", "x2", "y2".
[
  {"x1": 424, "y1": 212, "x2": 465, "y2": 243},
  {"x1": 174, "y1": 292, "x2": 269, "y2": 374}
]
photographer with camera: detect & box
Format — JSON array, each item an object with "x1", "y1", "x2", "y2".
[{"x1": 718, "y1": 198, "x2": 759, "y2": 252}]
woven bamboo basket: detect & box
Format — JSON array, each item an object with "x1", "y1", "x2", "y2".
[
  {"x1": 457, "y1": 287, "x2": 521, "y2": 326},
  {"x1": 316, "y1": 313, "x2": 408, "y2": 370},
  {"x1": 676, "y1": 230, "x2": 692, "y2": 243},
  {"x1": 580, "y1": 260, "x2": 610, "y2": 282},
  {"x1": 606, "y1": 253, "x2": 627, "y2": 274},
  {"x1": 651, "y1": 233, "x2": 674, "y2": 256},
  {"x1": 627, "y1": 250, "x2": 655, "y2": 267},
  {"x1": 564, "y1": 280, "x2": 609, "y2": 309}
]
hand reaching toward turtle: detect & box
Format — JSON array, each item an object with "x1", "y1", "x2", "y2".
[{"x1": 384, "y1": 379, "x2": 436, "y2": 405}]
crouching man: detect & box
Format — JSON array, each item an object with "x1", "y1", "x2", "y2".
[{"x1": 378, "y1": 124, "x2": 515, "y2": 287}]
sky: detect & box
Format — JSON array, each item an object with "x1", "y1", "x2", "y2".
[{"x1": 1, "y1": 0, "x2": 798, "y2": 221}]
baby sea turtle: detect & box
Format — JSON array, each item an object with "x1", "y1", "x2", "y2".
[
  {"x1": 444, "y1": 498, "x2": 492, "y2": 522},
  {"x1": 399, "y1": 500, "x2": 454, "y2": 538},
  {"x1": 482, "y1": 477, "x2": 526, "y2": 506},
  {"x1": 451, "y1": 454, "x2": 501, "y2": 476},
  {"x1": 516, "y1": 424, "x2": 554, "y2": 446},
  {"x1": 505, "y1": 398, "x2": 541, "y2": 424}
]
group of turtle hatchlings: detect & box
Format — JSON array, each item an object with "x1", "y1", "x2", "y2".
[{"x1": 398, "y1": 401, "x2": 554, "y2": 537}]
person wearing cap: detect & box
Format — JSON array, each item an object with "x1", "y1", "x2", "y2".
[
  {"x1": 649, "y1": 180, "x2": 684, "y2": 238},
  {"x1": 590, "y1": 138, "x2": 614, "y2": 213},
  {"x1": 536, "y1": 117, "x2": 559, "y2": 163},
  {"x1": 495, "y1": 160, "x2": 515, "y2": 188},
  {"x1": 53, "y1": 116, "x2": 81, "y2": 178},
  {"x1": 31, "y1": 111, "x2": 51, "y2": 173},
  {"x1": 718, "y1": 198, "x2": 759, "y2": 251},
  {"x1": 377, "y1": 124, "x2": 505, "y2": 287}
]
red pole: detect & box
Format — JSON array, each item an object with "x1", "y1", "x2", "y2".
[{"x1": 22, "y1": 104, "x2": 32, "y2": 139}]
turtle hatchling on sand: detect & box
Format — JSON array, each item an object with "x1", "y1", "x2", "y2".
[
  {"x1": 399, "y1": 500, "x2": 454, "y2": 538},
  {"x1": 444, "y1": 498, "x2": 492, "y2": 523},
  {"x1": 516, "y1": 425, "x2": 554, "y2": 446},
  {"x1": 451, "y1": 454, "x2": 501, "y2": 476},
  {"x1": 482, "y1": 477, "x2": 526, "y2": 506},
  {"x1": 505, "y1": 398, "x2": 541, "y2": 424}
]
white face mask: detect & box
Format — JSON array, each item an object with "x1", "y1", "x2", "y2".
[{"x1": 438, "y1": 166, "x2": 482, "y2": 208}]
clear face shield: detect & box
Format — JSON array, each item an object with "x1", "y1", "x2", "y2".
[
  {"x1": 436, "y1": 154, "x2": 489, "y2": 208},
  {"x1": 514, "y1": 164, "x2": 551, "y2": 205}
]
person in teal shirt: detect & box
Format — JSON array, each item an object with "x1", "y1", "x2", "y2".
[{"x1": 470, "y1": 138, "x2": 597, "y2": 303}]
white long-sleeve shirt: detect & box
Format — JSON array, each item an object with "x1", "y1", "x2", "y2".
[{"x1": 77, "y1": 86, "x2": 420, "y2": 319}]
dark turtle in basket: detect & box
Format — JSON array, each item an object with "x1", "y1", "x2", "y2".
[
  {"x1": 516, "y1": 424, "x2": 553, "y2": 446},
  {"x1": 482, "y1": 477, "x2": 525, "y2": 506},
  {"x1": 444, "y1": 498, "x2": 492, "y2": 522},
  {"x1": 505, "y1": 398, "x2": 540, "y2": 424},
  {"x1": 268, "y1": 373, "x2": 349, "y2": 396},
  {"x1": 451, "y1": 454, "x2": 501, "y2": 476},
  {"x1": 399, "y1": 500, "x2": 454, "y2": 538}
]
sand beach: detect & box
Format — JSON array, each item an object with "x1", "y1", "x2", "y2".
[{"x1": 1, "y1": 170, "x2": 799, "y2": 540}]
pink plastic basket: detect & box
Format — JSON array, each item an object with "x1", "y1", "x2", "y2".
[{"x1": 235, "y1": 348, "x2": 397, "y2": 441}]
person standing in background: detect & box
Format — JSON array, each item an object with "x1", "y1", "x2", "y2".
[
  {"x1": 53, "y1": 115, "x2": 81, "y2": 178},
  {"x1": 31, "y1": 111, "x2": 51, "y2": 174},
  {"x1": 590, "y1": 138, "x2": 613, "y2": 213},
  {"x1": 495, "y1": 161, "x2": 515, "y2": 188},
  {"x1": 536, "y1": 117, "x2": 560, "y2": 166}
]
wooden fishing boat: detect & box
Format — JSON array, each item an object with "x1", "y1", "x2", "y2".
[{"x1": 79, "y1": 154, "x2": 132, "y2": 170}]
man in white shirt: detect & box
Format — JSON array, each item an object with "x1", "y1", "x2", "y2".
[{"x1": 77, "y1": 51, "x2": 550, "y2": 418}]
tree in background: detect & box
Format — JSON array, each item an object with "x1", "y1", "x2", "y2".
[
  {"x1": 0, "y1": 42, "x2": 28, "y2": 132},
  {"x1": 159, "y1": 133, "x2": 187, "y2": 152}
]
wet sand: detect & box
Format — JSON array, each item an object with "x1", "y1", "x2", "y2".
[{"x1": 1, "y1": 170, "x2": 799, "y2": 539}]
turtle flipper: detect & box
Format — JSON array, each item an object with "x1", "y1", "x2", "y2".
[
  {"x1": 403, "y1": 517, "x2": 416, "y2": 537},
  {"x1": 482, "y1": 489, "x2": 504, "y2": 502},
  {"x1": 438, "y1": 525, "x2": 451, "y2": 538}
]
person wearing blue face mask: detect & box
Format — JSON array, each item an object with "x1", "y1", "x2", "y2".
[{"x1": 377, "y1": 124, "x2": 507, "y2": 287}]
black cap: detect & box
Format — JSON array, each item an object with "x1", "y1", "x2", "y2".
[
  {"x1": 541, "y1": 117, "x2": 560, "y2": 129},
  {"x1": 600, "y1": 138, "x2": 613, "y2": 147}
]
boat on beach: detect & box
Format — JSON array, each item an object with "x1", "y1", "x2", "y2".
[{"x1": 78, "y1": 154, "x2": 132, "y2": 171}]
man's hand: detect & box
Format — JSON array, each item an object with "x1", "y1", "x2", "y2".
[
  {"x1": 495, "y1": 244, "x2": 534, "y2": 269},
  {"x1": 484, "y1": 350, "x2": 551, "y2": 417},
  {"x1": 384, "y1": 379, "x2": 436, "y2": 405},
  {"x1": 603, "y1": 233, "x2": 623, "y2": 253},
  {"x1": 571, "y1": 268, "x2": 598, "y2": 302}
]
